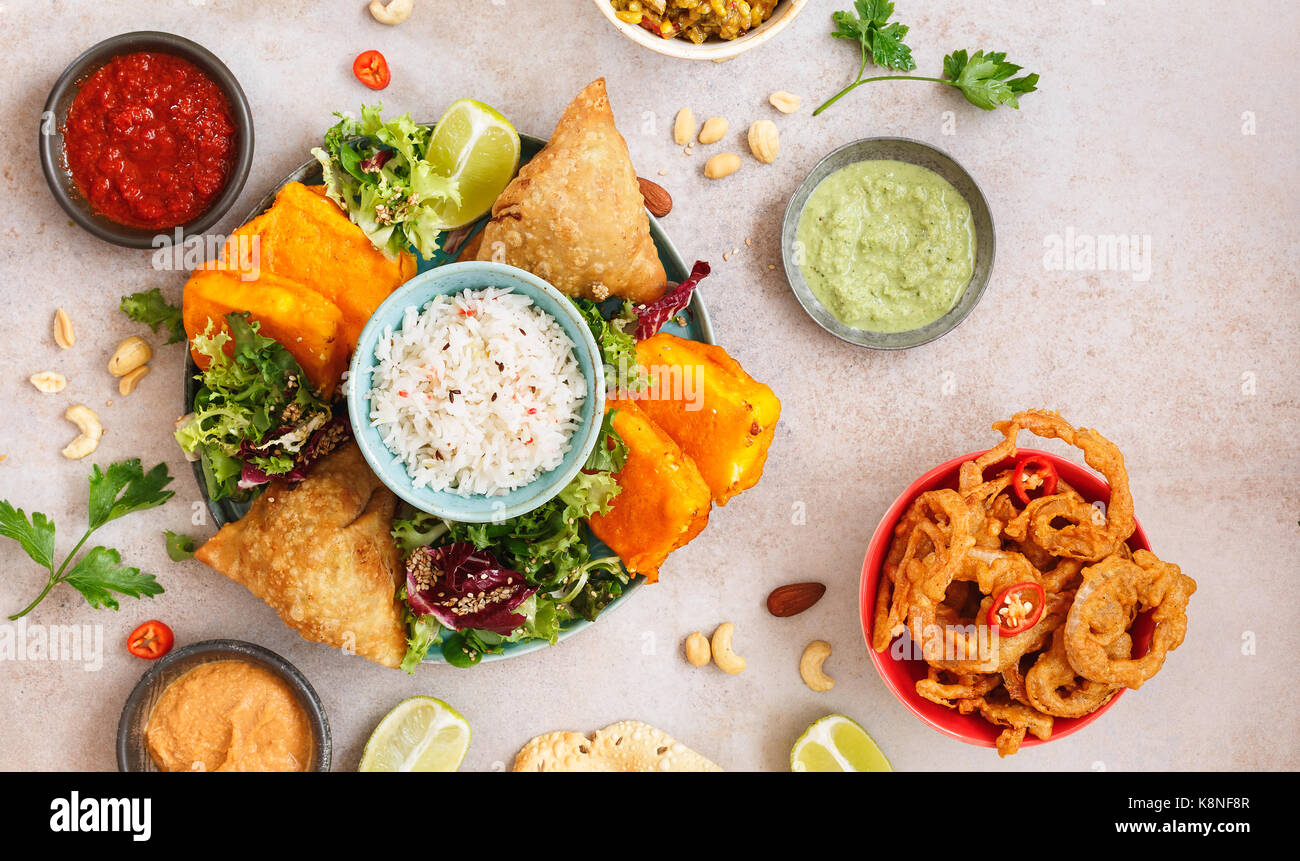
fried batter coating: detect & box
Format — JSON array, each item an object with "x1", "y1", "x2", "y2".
[
  {"x1": 194, "y1": 443, "x2": 408, "y2": 668},
  {"x1": 632, "y1": 334, "x2": 781, "y2": 506},
  {"x1": 587, "y1": 399, "x2": 711, "y2": 583},
  {"x1": 1064, "y1": 550, "x2": 1195, "y2": 689},
  {"x1": 476, "y1": 79, "x2": 667, "y2": 303}
]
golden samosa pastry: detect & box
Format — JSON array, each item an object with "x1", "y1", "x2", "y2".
[
  {"x1": 632, "y1": 334, "x2": 781, "y2": 506},
  {"x1": 194, "y1": 443, "x2": 408, "y2": 669},
  {"x1": 476, "y1": 78, "x2": 667, "y2": 303},
  {"x1": 587, "y1": 399, "x2": 711, "y2": 583}
]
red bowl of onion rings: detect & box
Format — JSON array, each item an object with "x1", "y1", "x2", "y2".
[{"x1": 859, "y1": 448, "x2": 1157, "y2": 754}]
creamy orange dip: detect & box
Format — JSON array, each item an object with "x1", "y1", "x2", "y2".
[{"x1": 144, "y1": 660, "x2": 312, "y2": 772}]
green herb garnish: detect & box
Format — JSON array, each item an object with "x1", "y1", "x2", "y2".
[
  {"x1": 120, "y1": 288, "x2": 185, "y2": 345},
  {"x1": 815, "y1": 2, "x2": 1038, "y2": 115},
  {"x1": 1, "y1": 460, "x2": 172, "y2": 619}
]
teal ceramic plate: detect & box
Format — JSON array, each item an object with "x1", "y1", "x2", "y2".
[{"x1": 184, "y1": 132, "x2": 714, "y2": 663}]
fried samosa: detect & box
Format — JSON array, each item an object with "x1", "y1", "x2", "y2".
[
  {"x1": 476, "y1": 78, "x2": 667, "y2": 303},
  {"x1": 194, "y1": 443, "x2": 408, "y2": 669},
  {"x1": 633, "y1": 334, "x2": 781, "y2": 505},
  {"x1": 587, "y1": 399, "x2": 711, "y2": 583}
]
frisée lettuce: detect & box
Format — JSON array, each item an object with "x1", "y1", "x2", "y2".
[{"x1": 311, "y1": 104, "x2": 460, "y2": 261}]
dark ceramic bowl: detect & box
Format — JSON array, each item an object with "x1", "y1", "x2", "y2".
[
  {"x1": 39, "y1": 31, "x2": 254, "y2": 248},
  {"x1": 116, "y1": 639, "x2": 331, "y2": 772},
  {"x1": 781, "y1": 137, "x2": 995, "y2": 349}
]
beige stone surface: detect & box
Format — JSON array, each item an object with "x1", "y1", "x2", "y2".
[{"x1": 0, "y1": 0, "x2": 1296, "y2": 772}]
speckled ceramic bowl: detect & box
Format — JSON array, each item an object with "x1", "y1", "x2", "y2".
[
  {"x1": 593, "y1": 0, "x2": 808, "y2": 61},
  {"x1": 347, "y1": 261, "x2": 605, "y2": 524},
  {"x1": 782, "y1": 137, "x2": 995, "y2": 349}
]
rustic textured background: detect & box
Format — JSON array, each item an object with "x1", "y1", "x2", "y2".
[{"x1": 0, "y1": 0, "x2": 1296, "y2": 771}]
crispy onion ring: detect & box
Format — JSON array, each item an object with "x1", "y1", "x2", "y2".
[
  {"x1": 1025, "y1": 629, "x2": 1127, "y2": 718},
  {"x1": 1064, "y1": 551, "x2": 1195, "y2": 689},
  {"x1": 872, "y1": 489, "x2": 976, "y2": 652},
  {"x1": 993, "y1": 410, "x2": 1135, "y2": 561},
  {"x1": 957, "y1": 691, "x2": 1053, "y2": 757},
  {"x1": 915, "y1": 668, "x2": 1001, "y2": 709}
]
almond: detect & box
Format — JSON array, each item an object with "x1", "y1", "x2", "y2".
[
  {"x1": 766, "y1": 582, "x2": 826, "y2": 617},
  {"x1": 638, "y1": 177, "x2": 673, "y2": 218}
]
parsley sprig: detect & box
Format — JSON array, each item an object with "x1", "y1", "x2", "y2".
[
  {"x1": 120, "y1": 288, "x2": 185, "y2": 345},
  {"x1": 815, "y1": 2, "x2": 1039, "y2": 115},
  {"x1": 1, "y1": 459, "x2": 173, "y2": 619}
]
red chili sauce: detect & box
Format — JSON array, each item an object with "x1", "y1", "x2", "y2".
[{"x1": 63, "y1": 52, "x2": 237, "y2": 230}]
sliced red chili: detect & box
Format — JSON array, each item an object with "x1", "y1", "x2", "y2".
[
  {"x1": 127, "y1": 620, "x2": 174, "y2": 660},
  {"x1": 1012, "y1": 455, "x2": 1059, "y2": 506},
  {"x1": 987, "y1": 582, "x2": 1046, "y2": 637},
  {"x1": 352, "y1": 50, "x2": 391, "y2": 90}
]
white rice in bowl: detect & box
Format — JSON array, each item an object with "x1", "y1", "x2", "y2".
[{"x1": 368, "y1": 286, "x2": 586, "y2": 497}]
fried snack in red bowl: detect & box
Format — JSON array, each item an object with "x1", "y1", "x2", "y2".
[{"x1": 858, "y1": 448, "x2": 1160, "y2": 755}]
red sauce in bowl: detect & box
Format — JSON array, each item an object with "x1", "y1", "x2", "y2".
[{"x1": 62, "y1": 51, "x2": 237, "y2": 230}]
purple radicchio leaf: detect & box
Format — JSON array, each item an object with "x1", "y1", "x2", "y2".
[
  {"x1": 235, "y1": 414, "x2": 351, "y2": 490},
  {"x1": 634, "y1": 260, "x2": 710, "y2": 341},
  {"x1": 405, "y1": 542, "x2": 537, "y2": 636}
]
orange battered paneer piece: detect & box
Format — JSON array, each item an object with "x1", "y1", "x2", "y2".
[
  {"x1": 632, "y1": 334, "x2": 781, "y2": 506},
  {"x1": 183, "y1": 265, "x2": 346, "y2": 396},
  {"x1": 587, "y1": 399, "x2": 711, "y2": 583},
  {"x1": 218, "y1": 182, "x2": 416, "y2": 349}
]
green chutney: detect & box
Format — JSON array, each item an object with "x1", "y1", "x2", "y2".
[{"x1": 795, "y1": 159, "x2": 975, "y2": 333}]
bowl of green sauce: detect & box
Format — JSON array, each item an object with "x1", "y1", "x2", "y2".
[{"x1": 782, "y1": 138, "x2": 994, "y2": 349}]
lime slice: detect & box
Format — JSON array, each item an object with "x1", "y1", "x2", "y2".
[
  {"x1": 358, "y1": 696, "x2": 471, "y2": 772},
  {"x1": 424, "y1": 98, "x2": 520, "y2": 229},
  {"x1": 790, "y1": 714, "x2": 893, "y2": 772}
]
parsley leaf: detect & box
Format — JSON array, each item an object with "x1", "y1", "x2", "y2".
[
  {"x1": 816, "y1": 5, "x2": 1039, "y2": 116},
  {"x1": 0, "y1": 502, "x2": 57, "y2": 572},
  {"x1": 832, "y1": 1, "x2": 915, "y2": 71},
  {"x1": 3, "y1": 460, "x2": 171, "y2": 619},
  {"x1": 121, "y1": 288, "x2": 185, "y2": 345},
  {"x1": 62, "y1": 546, "x2": 163, "y2": 611},
  {"x1": 88, "y1": 459, "x2": 174, "y2": 530},
  {"x1": 164, "y1": 531, "x2": 198, "y2": 562},
  {"x1": 943, "y1": 49, "x2": 1040, "y2": 110}
]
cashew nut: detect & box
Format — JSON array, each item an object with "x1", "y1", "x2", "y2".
[
  {"x1": 684, "y1": 632, "x2": 710, "y2": 667},
  {"x1": 710, "y1": 622, "x2": 746, "y2": 675},
  {"x1": 61, "y1": 404, "x2": 103, "y2": 460},
  {"x1": 799, "y1": 640, "x2": 834, "y2": 692},
  {"x1": 368, "y1": 0, "x2": 413, "y2": 25}
]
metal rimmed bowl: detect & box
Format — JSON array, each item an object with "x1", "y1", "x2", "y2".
[
  {"x1": 781, "y1": 137, "x2": 995, "y2": 349},
  {"x1": 39, "y1": 31, "x2": 255, "y2": 248},
  {"x1": 593, "y1": 0, "x2": 808, "y2": 61},
  {"x1": 116, "y1": 639, "x2": 331, "y2": 772}
]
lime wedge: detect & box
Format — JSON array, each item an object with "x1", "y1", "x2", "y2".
[
  {"x1": 424, "y1": 98, "x2": 520, "y2": 229},
  {"x1": 791, "y1": 714, "x2": 893, "y2": 772},
  {"x1": 358, "y1": 696, "x2": 471, "y2": 772}
]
